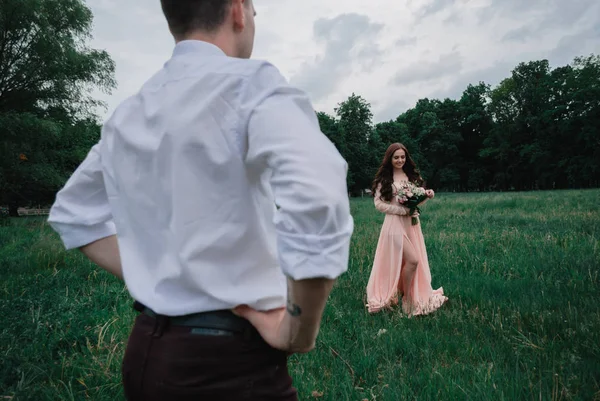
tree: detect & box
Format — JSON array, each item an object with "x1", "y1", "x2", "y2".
[
  {"x1": 0, "y1": 113, "x2": 102, "y2": 215},
  {"x1": 0, "y1": 0, "x2": 116, "y2": 216},
  {"x1": 510, "y1": 60, "x2": 553, "y2": 190},
  {"x1": 481, "y1": 77, "x2": 520, "y2": 190},
  {"x1": 335, "y1": 93, "x2": 374, "y2": 195},
  {"x1": 0, "y1": 0, "x2": 115, "y2": 115},
  {"x1": 556, "y1": 55, "x2": 600, "y2": 188},
  {"x1": 377, "y1": 54, "x2": 600, "y2": 192},
  {"x1": 316, "y1": 111, "x2": 346, "y2": 156},
  {"x1": 374, "y1": 121, "x2": 411, "y2": 148},
  {"x1": 485, "y1": 57, "x2": 598, "y2": 190},
  {"x1": 457, "y1": 82, "x2": 493, "y2": 191},
  {"x1": 396, "y1": 98, "x2": 462, "y2": 190}
]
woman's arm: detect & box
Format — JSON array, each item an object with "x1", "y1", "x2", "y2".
[
  {"x1": 373, "y1": 184, "x2": 409, "y2": 215},
  {"x1": 420, "y1": 189, "x2": 435, "y2": 205}
]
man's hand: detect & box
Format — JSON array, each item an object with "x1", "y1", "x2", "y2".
[
  {"x1": 232, "y1": 277, "x2": 335, "y2": 354},
  {"x1": 233, "y1": 305, "x2": 313, "y2": 354}
]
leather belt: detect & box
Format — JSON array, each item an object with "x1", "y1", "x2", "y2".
[{"x1": 134, "y1": 301, "x2": 256, "y2": 337}]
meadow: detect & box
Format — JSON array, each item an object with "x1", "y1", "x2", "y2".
[{"x1": 1, "y1": 190, "x2": 599, "y2": 400}]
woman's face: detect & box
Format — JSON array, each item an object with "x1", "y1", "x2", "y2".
[{"x1": 391, "y1": 148, "x2": 406, "y2": 170}]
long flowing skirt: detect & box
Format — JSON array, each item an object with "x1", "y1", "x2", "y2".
[{"x1": 366, "y1": 214, "x2": 447, "y2": 316}]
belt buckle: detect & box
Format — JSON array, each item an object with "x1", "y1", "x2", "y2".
[{"x1": 190, "y1": 327, "x2": 235, "y2": 337}]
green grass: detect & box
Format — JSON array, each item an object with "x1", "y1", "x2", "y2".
[{"x1": 1, "y1": 190, "x2": 599, "y2": 400}]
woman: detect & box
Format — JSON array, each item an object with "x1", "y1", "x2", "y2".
[{"x1": 366, "y1": 143, "x2": 447, "y2": 316}]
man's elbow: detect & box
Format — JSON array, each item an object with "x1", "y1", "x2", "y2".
[{"x1": 302, "y1": 188, "x2": 352, "y2": 234}]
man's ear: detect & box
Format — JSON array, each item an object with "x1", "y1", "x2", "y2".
[{"x1": 230, "y1": 0, "x2": 246, "y2": 32}]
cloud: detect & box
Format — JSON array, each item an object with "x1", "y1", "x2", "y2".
[
  {"x1": 83, "y1": 0, "x2": 599, "y2": 124},
  {"x1": 502, "y1": 26, "x2": 534, "y2": 43},
  {"x1": 479, "y1": 0, "x2": 596, "y2": 28},
  {"x1": 289, "y1": 13, "x2": 383, "y2": 103},
  {"x1": 375, "y1": 98, "x2": 412, "y2": 123},
  {"x1": 434, "y1": 61, "x2": 515, "y2": 100},
  {"x1": 392, "y1": 51, "x2": 463, "y2": 86},
  {"x1": 414, "y1": 0, "x2": 457, "y2": 18},
  {"x1": 395, "y1": 36, "x2": 418, "y2": 47},
  {"x1": 548, "y1": 24, "x2": 600, "y2": 67},
  {"x1": 500, "y1": 0, "x2": 597, "y2": 43}
]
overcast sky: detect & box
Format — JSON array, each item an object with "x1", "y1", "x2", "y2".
[{"x1": 89, "y1": 0, "x2": 599, "y2": 123}]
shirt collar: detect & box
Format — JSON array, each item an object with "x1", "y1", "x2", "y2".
[{"x1": 172, "y1": 40, "x2": 227, "y2": 58}]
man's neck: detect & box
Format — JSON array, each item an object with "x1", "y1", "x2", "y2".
[{"x1": 176, "y1": 31, "x2": 236, "y2": 57}]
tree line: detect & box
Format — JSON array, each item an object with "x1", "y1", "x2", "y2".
[
  {"x1": 320, "y1": 55, "x2": 600, "y2": 196},
  {"x1": 1, "y1": 0, "x2": 598, "y2": 216},
  {"x1": 1, "y1": 0, "x2": 114, "y2": 216}
]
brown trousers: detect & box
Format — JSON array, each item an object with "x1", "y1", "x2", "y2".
[{"x1": 121, "y1": 309, "x2": 298, "y2": 400}]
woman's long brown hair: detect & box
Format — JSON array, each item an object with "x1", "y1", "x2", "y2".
[{"x1": 371, "y1": 143, "x2": 424, "y2": 202}]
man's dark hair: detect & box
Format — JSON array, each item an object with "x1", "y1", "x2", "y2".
[{"x1": 160, "y1": 0, "x2": 232, "y2": 38}]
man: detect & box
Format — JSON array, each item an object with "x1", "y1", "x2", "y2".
[{"x1": 47, "y1": 0, "x2": 353, "y2": 400}]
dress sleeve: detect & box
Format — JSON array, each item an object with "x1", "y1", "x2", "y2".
[{"x1": 373, "y1": 184, "x2": 409, "y2": 215}]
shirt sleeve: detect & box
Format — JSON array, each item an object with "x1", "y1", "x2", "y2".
[
  {"x1": 47, "y1": 140, "x2": 116, "y2": 250},
  {"x1": 242, "y1": 62, "x2": 354, "y2": 281}
]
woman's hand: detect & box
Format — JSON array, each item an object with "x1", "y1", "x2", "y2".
[
  {"x1": 398, "y1": 205, "x2": 411, "y2": 216},
  {"x1": 425, "y1": 189, "x2": 435, "y2": 198}
]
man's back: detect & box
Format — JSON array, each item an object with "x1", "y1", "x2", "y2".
[
  {"x1": 50, "y1": 40, "x2": 353, "y2": 316},
  {"x1": 48, "y1": 2, "x2": 352, "y2": 399}
]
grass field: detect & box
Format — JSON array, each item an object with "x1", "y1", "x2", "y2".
[{"x1": 1, "y1": 190, "x2": 599, "y2": 400}]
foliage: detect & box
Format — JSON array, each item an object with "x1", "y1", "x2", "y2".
[
  {"x1": 0, "y1": 0, "x2": 115, "y2": 116},
  {"x1": 335, "y1": 93, "x2": 376, "y2": 195},
  {"x1": 0, "y1": 0, "x2": 115, "y2": 215},
  {"x1": 317, "y1": 55, "x2": 600, "y2": 192}
]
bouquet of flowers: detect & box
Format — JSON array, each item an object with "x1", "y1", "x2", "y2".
[{"x1": 395, "y1": 182, "x2": 428, "y2": 225}]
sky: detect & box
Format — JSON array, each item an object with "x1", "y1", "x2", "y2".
[{"x1": 88, "y1": 0, "x2": 600, "y2": 124}]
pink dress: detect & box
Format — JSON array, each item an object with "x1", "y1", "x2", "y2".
[{"x1": 366, "y1": 181, "x2": 448, "y2": 316}]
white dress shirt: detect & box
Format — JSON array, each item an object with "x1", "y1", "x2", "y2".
[{"x1": 48, "y1": 40, "x2": 354, "y2": 316}]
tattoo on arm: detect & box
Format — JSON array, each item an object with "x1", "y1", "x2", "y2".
[
  {"x1": 286, "y1": 282, "x2": 302, "y2": 316},
  {"x1": 287, "y1": 298, "x2": 302, "y2": 316}
]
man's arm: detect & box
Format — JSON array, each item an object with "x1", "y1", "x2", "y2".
[
  {"x1": 282, "y1": 277, "x2": 336, "y2": 352},
  {"x1": 47, "y1": 141, "x2": 122, "y2": 278},
  {"x1": 80, "y1": 235, "x2": 122, "y2": 279},
  {"x1": 237, "y1": 62, "x2": 354, "y2": 352}
]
